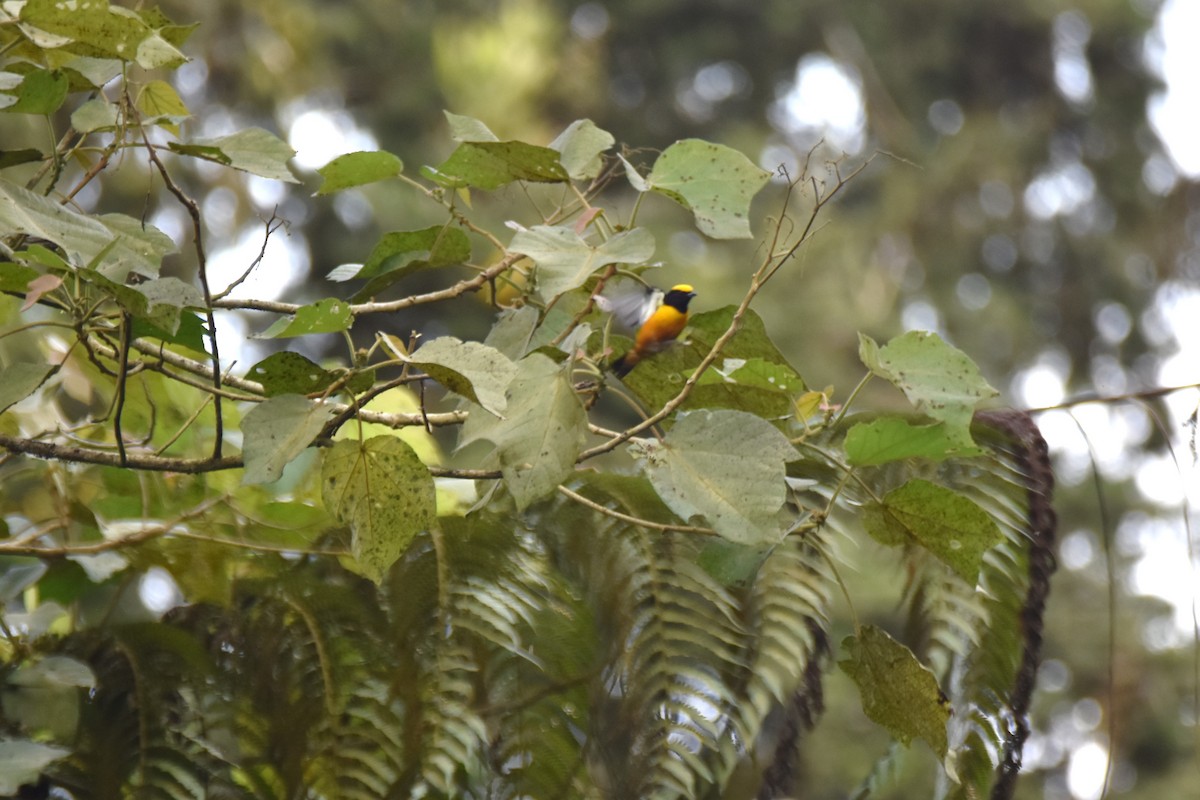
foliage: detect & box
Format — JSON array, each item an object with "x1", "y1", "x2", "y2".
[{"x1": 0, "y1": 5, "x2": 1063, "y2": 798}]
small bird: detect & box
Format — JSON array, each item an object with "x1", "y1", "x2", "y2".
[{"x1": 596, "y1": 280, "x2": 697, "y2": 377}]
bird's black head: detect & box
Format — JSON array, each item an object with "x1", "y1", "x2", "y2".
[{"x1": 663, "y1": 284, "x2": 697, "y2": 312}]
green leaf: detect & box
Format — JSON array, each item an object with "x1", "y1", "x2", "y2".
[
  {"x1": 435, "y1": 141, "x2": 569, "y2": 189},
  {"x1": 70, "y1": 97, "x2": 119, "y2": 132},
  {"x1": 646, "y1": 139, "x2": 771, "y2": 239},
  {"x1": 130, "y1": 312, "x2": 208, "y2": 354},
  {"x1": 19, "y1": 0, "x2": 187, "y2": 69},
  {"x1": 408, "y1": 336, "x2": 516, "y2": 417},
  {"x1": 858, "y1": 331, "x2": 998, "y2": 437},
  {"x1": 845, "y1": 417, "x2": 984, "y2": 466},
  {"x1": 256, "y1": 298, "x2": 353, "y2": 338},
  {"x1": 483, "y1": 305, "x2": 539, "y2": 360},
  {"x1": 839, "y1": 625, "x2": 950, "y2": 757},
  {"x1": 1, "y1": 68, "x2": 68, "y2": 115},
  {"x1": 0, "y1": 363, "x2": 56, "y2": 413},
  {"x1": 131, "y1": 277, "x2": 203, "y2": 334},
  {"x1": 321, "y1": 436, "x2": 436, "y2": 582},
  {"x1": 246, "y1": 351, "x2": 337, "y2": 397},
  {"x1": 316, "y1": 150, "x2": 404, "y2": 195},
  {"x1": 0, "y1": 179, "x2": 176, "y2": 277},
  {"x1": 0, "y1": 261, "x2": 40, "y2": 293},
  {"x1": 135, "y1": 79, "x2": 188, "y2": 133},
  {"x1": 171, "y1": 128, "x2": 299, "y2": 183},
  {"x1": 549, "y1": 119, "x2": 615, "y2": 180},
  {"x1": 241, "y1": 395, "x2": 337, "y2": 485},
  {"x1": 339, "y1": 225, "x2": 470, "y2": 300},
  {"x1": 0, "y1": 149, "x2": 44, "y2": 170},
  {"x1": 861, "y1": 479, "x2": 1004, "y2": 582},
  {"x1": 444, "y1": 110, "x2": 499, "y2": 142},
  {"x1": 458, "y1": 354, "x2": 585, "y2": 510},
  {"x1": 510, "y1": 225, "x2": 655, "y2": 300},
  {"x1": 637, "y1": 408, "x2": 797, "y2": 544},
  {"x1": 7, "y1": 655, "x2": 95, "y2": 689},
  {"x1": 0, "y1": 740, "x2": 71, "y2": 795}
]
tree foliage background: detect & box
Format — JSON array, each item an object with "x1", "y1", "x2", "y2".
[{"x1": 0, "y1": 1, "x2": 1197, "y2": 798}]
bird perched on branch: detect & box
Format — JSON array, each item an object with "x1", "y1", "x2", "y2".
[{"x1": 596, "y1": 280, "x2": 697, "y2": 377}]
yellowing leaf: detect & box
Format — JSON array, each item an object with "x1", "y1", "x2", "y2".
[
  {"x1": 321, "y1": 436, "x2": 436, "y2": 582},
  {"x1": 136, "y1": 79, "x2": 189, "y2": 134}
]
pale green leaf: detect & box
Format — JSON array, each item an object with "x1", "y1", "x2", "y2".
[
  {"x1": 0, "y1": 363, "x2": 56, "y2": 413},
  {"x1": 444, "y1": 110, "x2": 499, "y2": 142},
  {"x1": 484, "y1": 305, "x2": 539, "y2": 360},
  {"x1": 0, "y1": 740, "x2": 71, "y2": 795},
  {"x1": 549, "y1": 119, "x2": 615, "y2": 180},
  {"x1": 70, "y1": 97, "x2": 119, "y2": 132},
  {"x1": 175, "y1": 128, "x2": 299, "y2": 183},
  {"x1": 0, "y1": 179, "x2": 175, "y2": 277},
  {"x1": 619, "y1": 153, "x2": 650, "y2": 192},
  {"x1": 408, "y1": 336, "x2": 516, "y2": 417},
  {"x1": 316, "y1": 150, "x2": 404, "y2": 195},
  {"x1": 7, "y1": 656, "x2": 95, "y2": 689},
  {"x1": 646, "y1": 139, "x2": 771, "y2": 239},
  {"x1": 509, "y1": 225, "x2": 655, "y2": 300},
  {"x1": 839, "y1": 625, "x2": 950, "y2": 757},
  {"x1": 321, "y1": 436, "x2": 436, "y2": 582},
  {"x1": 861, "y1": 479, "x2": 1004, "y2": 582},
  {"x1": 256, "y1": 298, "x2": 353, "y2": 338},
  {"x1": 241, "y1": 395, "x2": 337, "y2": 485},
  {"x1": 638, "y1": 408, "x2": 797, "y2": 544},
  {"x1": 845, "y1": 417, "x2": 983, "y2": 466},
  {"x1": 858, "y1": 331, "x2": 998, "y2": 435},
  {"x1": 132, "y1": 277, "x2": 203, "y2": 334}
]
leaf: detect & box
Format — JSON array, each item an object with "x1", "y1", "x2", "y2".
[
  {"x1": 0, "y1": 179, "x2": 175, "y2": 277},
  {"x1": 619, "y1": 153, "x2": 651, "y2": 192},
  {"x1": 861, "y1": 479, "x2": 1004, "y2": 582},
  {"x1": 246, "y1": 351, "x2": 337, "y2": 397},
  {"x1": 131, "y1": 277, "x2": 204, "y2": 334},
  {"x1": 1, "y1": 68, "x2": 68, "y2": 115},
  {"x1": 646, "y1": 139, "x2": 771, "y2": 239},
  {"x1": 321, "y1": 436, "x2": 436, "y2": 582},
  {"x1": 549, "y1": 119, "x2": 615, "y2": 180},
  {"x1": 407, "y1": 336, "x2": 517, "y2": 417},
  {"x1": 459, "y1": 354, "x2": 585, "y2": 510},
  {"x1": 135, "y1": 79, "x2": 188, "y2": 134},
  {"x1": 484, "y1": 305, "x2": 540, "y2": 360},
  {"x1": 70, "y1": 97, "x2": 119, "y2": 132},
  {"x1": 435, "y1": 141, "x2": 569, "y2": 189},
  {"x1": 171, "y1": 127, "x2": 299, "y2": 183},
  {"x1": 0, "y1": 739, "x2": 71, "y2": 795},
  {"x1": 0, "y1": 363, "x2": 56, "y2": 413},
  {"x1": 7, "y1": 655, "x2": 95, "y2": 689},
  {"x1": 129, "y1": 312, "x2": 208, "y2": 354},
  {"x1": 0, "y1": 149, "x2": 43, "y2": 169},
  {"x1": 241, "y1": 395, "x2": 337, "y2": 485},
  {"x1": 839, "y1": 625, "x2": 950, "y2": 757},
  {"x1": 19, "y1": 0, "x2": 187, "y2": 69},
  {"x1": 510, "y1": 225, "x2": 655, "y2": 300},
  {"x1": 637, "y1": 408, "x2": 797, "y2": 544},
  {"x1": 845, "y1": 417, "x2": 984, "y2": 466},
  {"x1": 256, "y1": 298, "x2": 353, "y2": 338},
  {"x1": 444, "y1": 110, "x2": 499, "y2": 142},
  {"x1": 858, "y1": 331, "x2": 998, "y2": 437},
  {"x1": 316, "y1": 150, "x2": 404, "y2": 195},
  {"x1": 20, "y1": 273, "x2": 62, "y2": 311},
  {"x1": 339, "y1": 225, "x2": 471, "y2": 301}
]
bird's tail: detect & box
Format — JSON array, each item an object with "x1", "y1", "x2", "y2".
[{"x1": 610, "y1": 350, "x2": 638, "y2": 377}]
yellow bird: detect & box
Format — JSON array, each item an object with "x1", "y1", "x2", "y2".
[{"x1": 597, "y1": 280, "x2": 697, "y2": 377}]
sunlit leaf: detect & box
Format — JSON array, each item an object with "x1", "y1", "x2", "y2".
[
  {"x1": 256, "y1": 298, "x2": 353, "y2": 338},
  {"x1": 646, "y1": 139, "x2": 771, "y2": 239},
  {"x1": 861, "y1": 478, "x2": 1004, "y2": 582},
  {"x1": 637, "y1": 408, "x2": 797, "y2": 544},
  {"x1": 316, "y1": 150, "x2": 404, "y2": 195},
  {"x1": 135, "y1": 78, "x2": 188, "y2": 134},
  {"x1": 241, "y1": 395, "x2": 337, "y2": 485},
  {"x1": 321, "y1": 436, "x2": 436, "y2": 582},
  {"x1": 19, "y1": 0, "x2": 187, "y2": 69},
  {"x1": 839, "y1": 625, "x2": 950, "y2": 757},
  {"x1": 510, "y1": 225, "x2": 654, "y2": 300},
  {"x1": 845, "y1": 417, "x2": 984, "y2": 466}
]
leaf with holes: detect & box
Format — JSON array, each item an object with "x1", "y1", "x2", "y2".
[
  {"x1": 246, "y1": 351, "x2": 337, "y2": 397},
  {"x1": 321, "y1": 436, "x2": 436, "y2": 582},
  {"x1": 862, "y1": 479, "x2": 1003, "y2": 582},
  {"x1": 646, "y1": 139, "x2": 771, "y2": 239},
  {"x1": 241, "y1": 395, "x2": 337, "y2": 485},
  {"x1": 637, "y1": 409, "x2": 797, "y2": 544}
]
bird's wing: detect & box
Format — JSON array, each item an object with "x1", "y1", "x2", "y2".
[{"x1": 595, "y1": 277, "x2": 661, "y2": 330}]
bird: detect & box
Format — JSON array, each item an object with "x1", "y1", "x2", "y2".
[{"x1": 596, "y1": 280, "x2": 697, "y2": 377}]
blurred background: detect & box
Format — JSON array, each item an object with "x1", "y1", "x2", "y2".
[{"x1": 11, "y1": 0, "x2": 1200, "y2": 796}]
